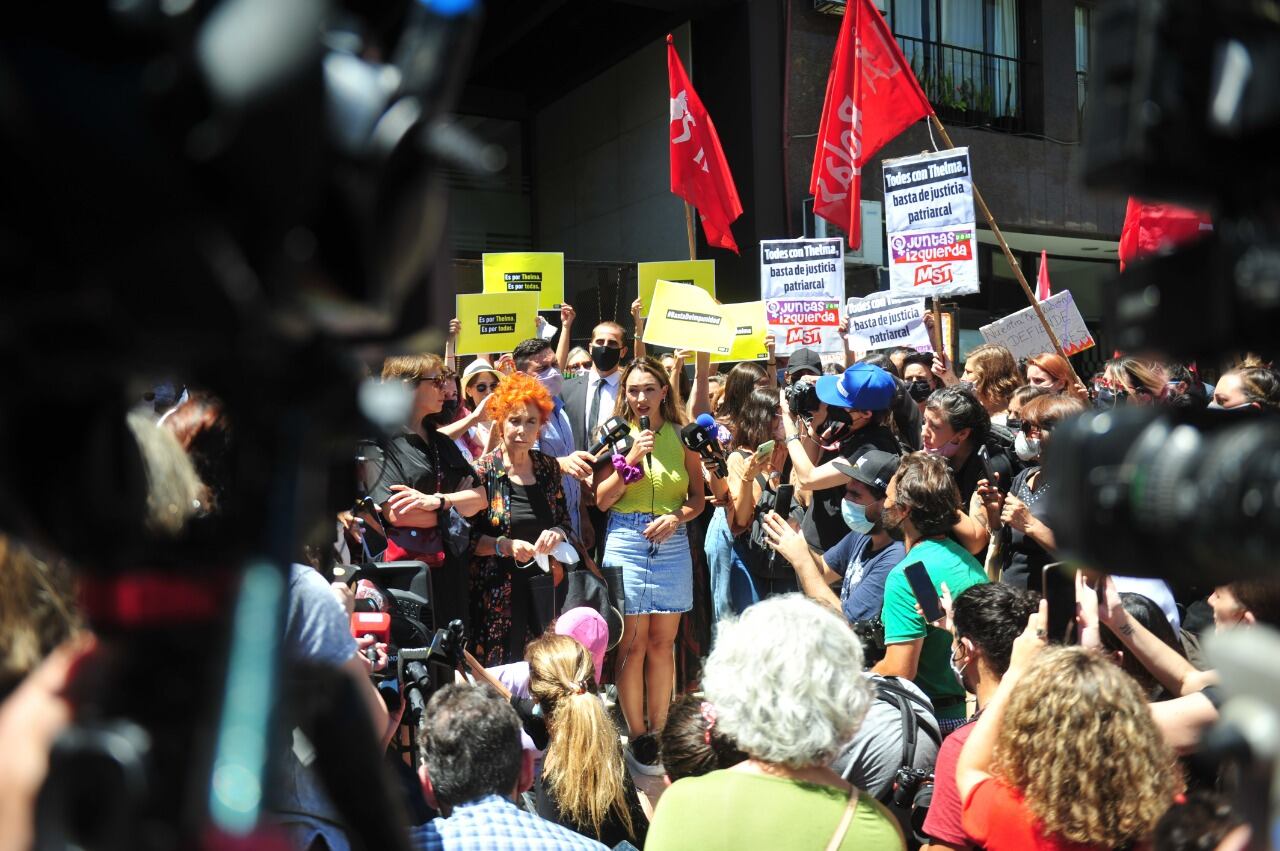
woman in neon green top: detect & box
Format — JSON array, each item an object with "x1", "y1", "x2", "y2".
[
  {"x1": 595, "y1": 357, "x2": 705, "y2": 771},
  {"x1": 647, "y1": 595, "x2": 905, "y2": 851}
]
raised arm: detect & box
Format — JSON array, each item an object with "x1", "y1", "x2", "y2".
[
  {"x1": 444, "y1": 317, "x2": 460, "y2": 373},
  {"x1": 555, "y1": 304, "x2": 576, "y2": 371},
  {"x1": 1098, "y1": 576, "x2": 1215, "y2": 697},
  {"x1": 780, "y1": 402, "x2": 852, "y2": 491},
  {"x1": 631, "y1": 297, "x2": 646, "y2": 360},
  {"x1": 688, "y1": 351, "x2": 712, "y2": 419}
]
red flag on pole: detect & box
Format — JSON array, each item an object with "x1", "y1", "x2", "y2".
[
  {"x1": 809, "y1": 0, "x2": 933, "y2": 249},
  {"x1": 1117, "y1": 198, "x2": 1212, "y2": 272},
  {"x1": 1036, "y1": 249, "x2": 1051, "y2": 301},
  {"x1": 667, "y1": 35, "x2": 743, "y2": 254}
]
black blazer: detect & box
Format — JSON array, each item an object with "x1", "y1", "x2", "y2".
[{"x1": 560, "y1": 373, "x2": 590, "y2": 451}]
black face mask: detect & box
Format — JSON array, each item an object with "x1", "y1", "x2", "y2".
[
  {"x1": 908, "y1": 379, "x2": 933, "y2": 402},
  {"x1": 591, "y1": 345, "x2": 621, "y2": 372}
]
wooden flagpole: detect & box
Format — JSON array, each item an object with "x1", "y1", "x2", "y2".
[
  {"x1": 928, "y1": 114, "x2": 1079, "y2": 380},
  {"x1": 683, "y1": 201, "x2": 698, "y2": 261}
]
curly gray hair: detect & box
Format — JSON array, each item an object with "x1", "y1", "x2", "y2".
[{"x1": 702, "y1": 594, "x2": 873, "y2": 768}]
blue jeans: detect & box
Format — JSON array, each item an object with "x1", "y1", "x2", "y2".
[
  {"x1": 727, "y1": 542, "x2": 798, "y2": 613},
  {"x1": 705, "y1": 507, "x2": 734, "y2": 624}
]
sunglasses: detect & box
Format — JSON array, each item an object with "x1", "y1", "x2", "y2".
[
  {"x1": 470, "y1": 382, "x2": 497, "y2": 393},
  {"x1": 414, "y1": 374, "x2": 452, "y2": 389}
]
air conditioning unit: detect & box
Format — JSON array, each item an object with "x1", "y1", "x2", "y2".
[{"x1": 802, "y1": 198, "x2": 885, "y2": 267}]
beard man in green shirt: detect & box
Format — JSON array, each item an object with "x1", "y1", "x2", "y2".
[{"x1": 872, "y1": 452, "x2": 989, "y2": 732}]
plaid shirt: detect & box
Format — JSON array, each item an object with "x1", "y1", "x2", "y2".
[{"x1": 409, "y1": 795, "x2": 607, "y2": 851}]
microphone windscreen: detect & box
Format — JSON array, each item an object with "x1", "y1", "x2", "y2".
[{"x1": 696, "y1": 413, "x2": 716, "y2": 430}]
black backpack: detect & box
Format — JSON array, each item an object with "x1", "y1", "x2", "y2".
[{"x1": 842, "y1": 677, "x2": 942, "y2": 849}]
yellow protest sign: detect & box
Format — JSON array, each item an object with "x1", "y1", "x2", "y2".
[
  {"x1": 482, "y1": 252, "x2": 565, "y2": 310},
  {"x1": 455, "y1": 293, "x2": 539, "y2": 356},
  {"x1": 711, "y1": 301, "x2": 770, "y2": 363},
  {"x1": 637, "y1": 260, "x2": 715, "y2": 317},
  {"x1": 642, "y1": 280, "x2": 736, "y2": 355}
]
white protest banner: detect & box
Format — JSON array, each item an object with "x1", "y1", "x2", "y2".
[
  {"x1": 882, "y1": 148, "x2": 980, "y2": 301},
  {"x1": 845, "y1": 294, "x2": 931, "y2": 352},
  {"x1": 760, "y1": 237, "x2": 845, "y2": 355},
  {"x1": 979, "y1": 290, "x2": 1096, "y2": 359}
]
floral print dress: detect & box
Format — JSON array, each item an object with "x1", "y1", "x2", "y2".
[{"x1": 468, "y1": 447, "x2": 573, "y2": 666}]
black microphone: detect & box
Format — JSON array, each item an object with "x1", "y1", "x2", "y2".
[
  {"x1": 680, "y1": 421, "x2": 727, "y2": 478},
  {"x1": 639, "y1": 415, "x2": 651, "y2": 470},
  {"x1": 588, "y1": 415, "x2": 632, "y2": 456}
]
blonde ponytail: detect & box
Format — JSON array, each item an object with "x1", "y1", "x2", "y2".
[{"x1": 527, "y1": 634, "x2": 635, "y2": 841}]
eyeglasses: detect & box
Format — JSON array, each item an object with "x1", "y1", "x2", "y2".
[{"x1": 414, "y1": 374, "x2": 452, "y2": 389}]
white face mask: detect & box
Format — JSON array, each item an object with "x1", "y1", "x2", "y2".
[
  {"x1": 1014, "y1": 431, "x2": 1041, "y2": 462},
  {"x1": 536, "y1": 366, "x2": 564, "y2": 398}
]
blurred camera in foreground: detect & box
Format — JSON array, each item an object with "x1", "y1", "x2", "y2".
[{"x1": 1045, "y1": 406, "x2": 1280, "y2": 584}]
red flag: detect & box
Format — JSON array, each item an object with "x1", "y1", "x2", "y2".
[
  {"x1": 810, "y1": 0, "x2": 932, "y2": 249},
  {"x1": 1036, "y1": 249, "x2": 1051, "y2": 301},
  {"x1": 1117, "y1": 198, "x2": 1212, "y2": 271},
  {"x1": 668, "y1": 35, "x2": 743, "y2": 253}
]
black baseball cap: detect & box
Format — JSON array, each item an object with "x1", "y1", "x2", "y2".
[
  {"x1": 831, "y1": 449, "x2": 899, "y2": 494},
  {"x1": 786, "y1": 347, "x2": 822, "y2": 378}
]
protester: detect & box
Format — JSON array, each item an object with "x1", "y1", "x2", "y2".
[
  {"x1": 872, "y1": 452, "x2": 988, "y2": 733},
  {"x1": 921, "y1": 386, "x2": 1014, "y2": 507},
  {"x1": 594, "y1": 357, "x2": 705, "y2": 773},
  {"x1": 658, "y1": 693, "x2": 748, "y2": 783},
  {"x1": 782, "y1": 363, "x2": 902, "y2": 550},
  {"x1": 1003, "y1": 384, "x2": 1048, "y2": 428},
  {"x1": 724, "y1": 389, "x2": 792, "y2": 610},
  {"x1": 1023, "y1": 352, "x2": 1087, "y2": 401},
  {"x1": 512, "y1": 337, "x2": 593, "y2": 539},
  {"x1": 1211, "y1": 365, "x2": 1280, "y2": 410},
  {"x1": 565, "y1": 347, "x2": 592, "y2": 376},
  {"x1": 958, "y1": 344, "x2": 1021, "y2": 424},
  {"x1": 902, "y1": 353, "x2": 942, "y2": 415},
  {"x1": 785, "y1": 346, "x2": 823, "y2": 384},
  {"x1": 1104, "y1": 356, "x2": 1168, "y2": 404},
  {"x1": 920, "y1": 583, "x2": 1039, "y2": 851},
  {"x1": 955, "y1": 606, "x2": 1179, "y2": 850},
  {"x1": 1100, "y1": 592, "x2": 1189, "y2": 701},
  {"x1": 527, "y1": 634, "x2": 648, "y2": 847},
  {"x1": 646, "y1": 594, "x2": 905, "y2": 850},
  {"x1": 370, "y1": 355, "x2": 477, "y2": 628},
  {"x1": 762, "y1": 449, "x2": 904, "y2": 628},
  {"x1": 443, "y1": 358, "x2": 500, "y2": 462},
  {"x1": 975, "y1": 394, "x2": 1086, "y2": 589},
  {"x1": 861, "y1": 352, "x2": 923, "y2": 452},
  {"x1": 393, "y1": 373, "x2": 572, "y2": 666},
  {"x1": 410, "y1": 684, "x2": 607, "y2": 851},
  {"x1": 1164, "y1": 363, "x2": 1210, "y2": 410}
]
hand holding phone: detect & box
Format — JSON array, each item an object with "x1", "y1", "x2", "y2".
[
  {"x1": 753, "y1": 439, "x2": 776, "y2": 462},
  {"x1": 1042, "y1": 562, "x2": 1076, "y2": 644},
  {"x1": 903, "y1": 561, "x2": 943, "y2": 624},
  {"x1": 774, "y1": 484, "x2": 795, "y2": 520},
  {"x1": 977, "y1": 445, "x2": 1000, "y2": 494}
]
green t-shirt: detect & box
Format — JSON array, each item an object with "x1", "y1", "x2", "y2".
[
  {"x1": 880, "y1": 537, "x2": 988, "y2": 719},
  {"x1": 645, "y1": 770, "x2": 905, "y2": 851}
]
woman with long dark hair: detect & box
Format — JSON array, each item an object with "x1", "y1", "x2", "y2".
[{"x1": 724, "y1": 389, "x2": 790, "y2": 611}]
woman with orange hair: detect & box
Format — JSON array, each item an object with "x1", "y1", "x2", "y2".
[
  {"x1": 394, "y1": 372, "x2": 574, "y2": 664},
  {"x1": 1024, "y1": 352, "x2": 1087, "y2": 401}
]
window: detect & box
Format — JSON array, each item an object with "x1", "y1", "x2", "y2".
[
  {"x1": 881, "y1": 0, "x2": 1023, "y2": 129},
  {"x1": 1075, "y1": 4, "x2": 1091, "y2": 127}
]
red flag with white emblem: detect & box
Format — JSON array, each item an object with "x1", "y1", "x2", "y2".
[
  {"x1": 809, "y1": 0, "x2": 932, "y2": 249},
  {"x1": 668, "y1": 35, "x2": 743, "y2": 253}
]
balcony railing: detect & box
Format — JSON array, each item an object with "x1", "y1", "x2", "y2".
[{"x1": 896, "y1": 35, "x2": 1027, "y2": 132}]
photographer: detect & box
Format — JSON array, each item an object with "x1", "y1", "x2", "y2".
[
  {"x1": 782, "y1": 363, "x2": 902, "y2": 550},
  {"x1": 973, "y1": 394, "x2": 1087, "y2": 589},
  {"x1": 871, "y1": 453, "x2": 989, "y2": 733},
  {"x1": 761, "y1": 449, "x2": 904, "y2": 627},
  {"x1": 921, "y1": 386, "x2": 1015, "y2": 508}
]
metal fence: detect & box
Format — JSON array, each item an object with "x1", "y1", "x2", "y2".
[{"x1": 897, "y1": 34, "x2": 1027, "y2": 132}]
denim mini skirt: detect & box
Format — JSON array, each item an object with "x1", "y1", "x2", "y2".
[{"x1": 602, "y1": 511, "x2": 693, "y2": 615}]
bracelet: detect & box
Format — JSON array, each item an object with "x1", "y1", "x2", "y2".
[
  {"x1": 611, "y1": 453, "x2": 643, "y2": 484},
  {"x1": 785, "y1": 435, "x2": 803, "y2": 445},
  {"x1": 496, "y1": 535, "x2": 510, "y2": 557},
  {"x1": 434, "y1": 493, "x2": 450, "y2": 511}
]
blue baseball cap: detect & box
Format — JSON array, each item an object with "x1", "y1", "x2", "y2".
[{"x1": 816, "y1": 363, "x2": 896, "y2": 411}]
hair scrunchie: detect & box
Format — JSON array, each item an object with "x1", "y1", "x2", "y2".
[
  {"x1": 699, "y1": 701, "x2": 718, "y2": 745},
  {"x1": 611, "y1": 453, "x2": 643, "y2": 484}
]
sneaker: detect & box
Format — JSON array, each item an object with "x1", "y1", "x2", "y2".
[{"x1": 624, "y1": 731, "x2": 665, "y2": 777}]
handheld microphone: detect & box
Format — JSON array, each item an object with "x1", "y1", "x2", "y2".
[
  {"x1": 350, "y1": 611, "x2": 391, "y2": 661},
  {"x1": 680, "y1": 417, "x2": 727, "y2": 478},
  {"x1": 639, "y1": 415, "x2": 651, "y2": 470},
  {"x1": 588, "y1": 414, "x2": 632, "y2": 456}
]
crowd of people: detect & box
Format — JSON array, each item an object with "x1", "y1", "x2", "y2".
[{"x1": 4, "y1": 301, "x2": 1279, "y2": 851}]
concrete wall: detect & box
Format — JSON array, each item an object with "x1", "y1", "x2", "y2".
[{"x1": 532, "y1": 28, "x2": 691, "y2": 262}]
